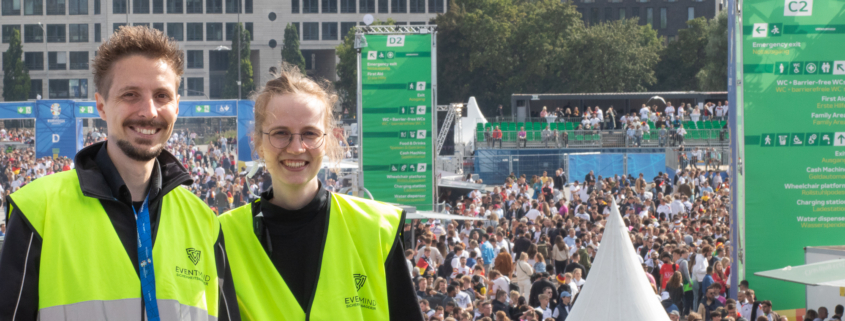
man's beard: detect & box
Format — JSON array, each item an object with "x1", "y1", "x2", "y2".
[{"x1": 117, "y1": 138, "x2": 164, "y2": 161}]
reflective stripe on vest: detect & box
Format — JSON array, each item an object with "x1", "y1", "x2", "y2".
[
  {"x1": 219, "y1": 193, "x2": 401, "y2": 321},
  {"x1": 10, "y1": 170, "x2": 220, "y2": 321}
]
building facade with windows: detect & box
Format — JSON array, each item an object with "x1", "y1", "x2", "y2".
[
  {"x1": 0, "y1": 0, "x2": 442, "y2": 100},
  {"x1": 571, "y1": 0, "x2": 722, "y2": 42}
]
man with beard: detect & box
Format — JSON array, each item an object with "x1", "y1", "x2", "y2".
[{"x1": 0, "y1": 26, "x2": 238, "y2": 321}]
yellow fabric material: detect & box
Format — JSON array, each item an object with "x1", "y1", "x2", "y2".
[
  {"x1": 219, "y1": 193, "x2": 401, "y2": 321},
  {"x1": 11, "y1": 170, "x2": 220, "y2": 317}
]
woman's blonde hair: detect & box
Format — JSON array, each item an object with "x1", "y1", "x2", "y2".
[{"x1": 250, "y1": 63, "x2": 342, "y2": 166}]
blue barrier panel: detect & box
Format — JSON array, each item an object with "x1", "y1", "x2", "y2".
[
  {"x1": 237, "y1": 100, "x2": 254, "y2": 162},
  {"x1": 35, "y1": 100, "x2": 76, "y2": 158},
  {"x1": 627, "y1": 153, "x2": 666, "y2": 180},
  {"x1": 179, "y1": 100, "x2": 238, "y2": 117},
  {"x1": 568, "y1": 154, "x2": 624, "y2": 182}
]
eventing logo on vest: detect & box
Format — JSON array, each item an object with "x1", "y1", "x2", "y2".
[
  {"x1": 354, "y1": 273, "x2": 367, "y2": 292},
  {"x1": 186, "y1": 248, "x2": 201, "y2": 265},
  {"x1": 345, "y1": 273, "x2": 377, "y2": 310}
]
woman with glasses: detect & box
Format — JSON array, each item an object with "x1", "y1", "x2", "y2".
[{"x1": 218, "y1": 65, "x2": 423, "y2": 320}]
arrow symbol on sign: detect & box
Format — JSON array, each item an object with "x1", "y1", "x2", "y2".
[
  {"x1": 838, "y1": 64, "x2": 845, "y2": 72},
  {"x1": 838, "y1": 134, "x2": 845, "y2": 144},
  {"x1": 756, "y1": 26, "x2": 766, "y2": 33}
]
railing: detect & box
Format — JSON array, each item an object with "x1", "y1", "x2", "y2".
[{"x1": 475, "y1": 129, "x2": 729, "y2": 149}]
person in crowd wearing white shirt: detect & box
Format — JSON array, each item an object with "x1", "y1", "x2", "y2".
[
  {"x1": 665, "y1": 102, "x2": 676, "y2": 122},
  {"x1": 640, "y1": 104, "x2": 650, "y2": 121},
  {"x1": 670, "y1": 195, "x2": 685, "y2": 220},
  {"x1": 525, "y1": 201, "x2": 542, "y2": 222},
  {"x1": 535, "y1": 293, "x2": 557, "y2": 319},
  {"x1": 452, "y1": 256, "x2": 472, "y2": 279}
]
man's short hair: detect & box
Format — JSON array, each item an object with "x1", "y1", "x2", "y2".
[
  {"x1": 93, "y1": 26, "x2": 184, "y2": 97},
  {"x1": 496, "y1": 290, "x2": 507, "y2": 299}
]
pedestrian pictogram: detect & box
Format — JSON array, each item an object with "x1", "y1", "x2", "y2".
[
  {"x1": 775, "y1": 62, "x2": 788, "y2": 75},
  {"x1": 762, "y1": 134, "x2": 774, "y2": 146}
]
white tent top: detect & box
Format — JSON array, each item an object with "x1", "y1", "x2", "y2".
[
  {"x1": 754, "y1": 258, "x2": 845, "y2": 287},
  {"x1": 456, "y1": 96, "x2": 486, "y2": 145},
  {"x1": 566, "y1": 199, "x2": 671, "y2": 321}
]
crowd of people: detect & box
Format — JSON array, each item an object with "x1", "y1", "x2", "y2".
[{"x1": 402, "y1": 164, "x2": 818, "y2": 321}]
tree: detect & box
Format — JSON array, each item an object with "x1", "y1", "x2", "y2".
[
  {"x1": 2, "y1": 29, "x2": 31, "y2": 102},
  {"x1": 652, "y1": 17, "x2": 709, "y2": 91},
  {"x1": 282, "y1": 23, "x2": 306, "y2": 74},
  {"x1": 559, "y1": 19, "x2": 662, "y2": 93},
  {"x1": 435, "y1": 0, "x2": 582, "y2": 115},
  {"x1": 335, "y1": 19, "x2": 397, "y2": 113},
  {"x1": 223, "y1": 23, "x2": 255, "y2": 99},
  {"x1": 697, "y1": 11, "x2": 728, "y2": 91}
]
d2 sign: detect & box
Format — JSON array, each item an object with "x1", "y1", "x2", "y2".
[{"x1": 784, "y1": 0, "x2": 812, "y2": 16}]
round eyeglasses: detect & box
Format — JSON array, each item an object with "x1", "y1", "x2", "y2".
[{"x1": 263, "y1": 130, "x2": 327, "y2": 149}]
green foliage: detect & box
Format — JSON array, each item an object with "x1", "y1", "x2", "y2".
[
  {"x1": 559, "y1": 19, "x2": 663, "y2": 93},
  {"x1": 335, "y1": 19, "x2": 398, "y2": 113},
  {"x1": 436, "y1": 0, "x2": 583, "y2": 115},
  {"x1": 223, "y1": 23, "x2": 255, "y2": 99},
  {"x1": 2, "y1": 29, "x2": 31, "y2": 102},
  {"x1": 697, "y1": 11, "x2": 728, "y2": 91},
  {"x1": 652, "y1": 17, "x2": 710, "y2": 91},
  {"x1": 282, "y1": 23, "x2": 306, "y2": 74}
]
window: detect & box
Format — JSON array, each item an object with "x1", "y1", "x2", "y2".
[
  {"x1": 133, "y1": 22, "x2": 149, "y2": 27},
  {"x1": 167, "y1": 0, "x2": 180, "y2": 12},
  {"x1": 410, "y1": 21, "x2": 425, "y2": 25},
  {"x1": 321, "y1": 22, "x2": 337, "y2": 40},
  {"x1": 69, "y1": 24, "x2": 87, "y2": 42},
  {"x1": 428, "y1": 0, "x2": 441, "y2": 13},
  {"x1": 69, "y1": 0, "x2": 85, "y2": 13},
  {"x1": 321, "y1": 0, "x2": 335, "y2": 12},
  {"x1": 339, "y1": 0, "x2": 353, "y2": 12},
  {"x1": 167, "y1": 22, "x2": 183, "y2": 40},
  {"x1": 340, "y1": 22, "x2": 355, "y2": 39},
  {"x1": 408, "y1": 0, "x2": 422, "y2": 12},
  {"x1": 49, "y1": 79, "x2": 88, "y2": 98},
  {"x1": 48, "y1": 51, "x2": 66, "y2": 69},
  {"x1": 292, "y1": 22, "x2": 300, "y2": 39},
  {"x1": 245, "y1": 22, "x2": 252, "y2": 40},
  {"x1": 244, "y1": 0, "x2": 250, "y2": 12},
  {"x1": 391, "y1": 0, "x2": 404, "y2": 12},
  {"x1": 24, "y1": 0, "x2": 42, "y2": 15},
  {"x1": 636, "y1": 0, "x2": 648, "y2": 2},
  {"x1": 394, "y1": 21, "x2": 406, "y2": 25},
  {"x1": 224, "y1": 0, "x2": 237, "y2": 12},
  {"x1": 205, "y1": 0, "x2": 218, "y2": 12},
  {"x1": 590, "y1": 8, "x2": 599, "y2": 24},
  {"x1": 646, "y1": 7, "x2": 653, "y2": 26},
  {"x1": 609, "y1": 0, "x2": 621, "y2": 3},
  {"x1": 2, "y1": 0, "x2": 21, "y2": 15},
  {"x1": 632, "y1": 7, "x2": 639, "y2": 23},
  {"x1": 178, "y1": 77, "x2": 184, "y2": 96},
  {"x1": 358, "y1": 0, "x2": 371, "y2": 12},
  {"x1": 46, "y1": 0, "x2": 63, "y2": 13},
  {"x1": 660, "y1": 7, "x2": 666, "y2": 28},
  {"x1": 153, "y1": 22, "x2": 163, "y2": 32},
  {"x1": 302, "y1": 0, "x2": 316, "y2": 12},
  {"x1": 291, "y1": 0, "x2": 297, "y2": 12},
  {"x1": 225, "y1": 22, "x2": 235, "y2": 40},
  {"x1": 377, "y1": 0, "x2": 386, "y2": 12},
  {"x1": 152, "y1": 0, "x2": 161, "y2": 11},
  {"x1": 185, "y1": 0, "x2": 199, "y2": 12},
  {"x1": 186, "y1": 23, "x2": 202, "y2": 40},
  {"x1": 94, "y1": 23, "x2": 100, "y2": 41},
  {"x1": 206, "y1": 22, "x2": 222, "y2": 40},
  {"x1": 687, "y1": 7, "x2": 694, "y2": 21},
  {"x1": 24, "y1": 25, "x2": 42, "y2": 42},
  {"x1": 69, "y1": 51, "x2": 88, "y2": 69},
  {"x1": 187, "y1": 78, "x2": 203, "y2": 96},
  {"x1": 604, "y1": 7, "x2": 612, "y2": 21},
  {"x1": 619, "y1": 8, "x2": 625, "y2": 19},
  {"x1": 24, "y1": 52, "x2": 43, "y2": 70},
  {"x1": 302, "y1": 22, "x2": 318, "y2": 40},
  {"x1": 132, "y1": 0, "x2": 148, "y2": 12},
  {"x1": 186, "y1": 50, "x2": 203, "y2": 68},
  {"x1": 94, "y1": 0, "x2": 99, "y2": 13},
  {"x1": 29, "y1": 79, "x2": 42, "y2": 99},
  {"x1": 47, "y1": 24, "x2": 65, "y2": 42},
  {"x1": 209, "y1": 50, "x2": 228, "y2": 71},
  {"x1": 112, "y1": 0, "x2": 124, "y2": 12},
  {"x1": 113, "y1": 22, "x2": 126, "y2": 32}
]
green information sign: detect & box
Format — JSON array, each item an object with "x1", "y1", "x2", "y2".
[
  {"x1": 742, "y1": 0, "x2": 845, "y2": 312},
  {"x1": 359, "y1": 32, "x2": 435, "y2": 210}
]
